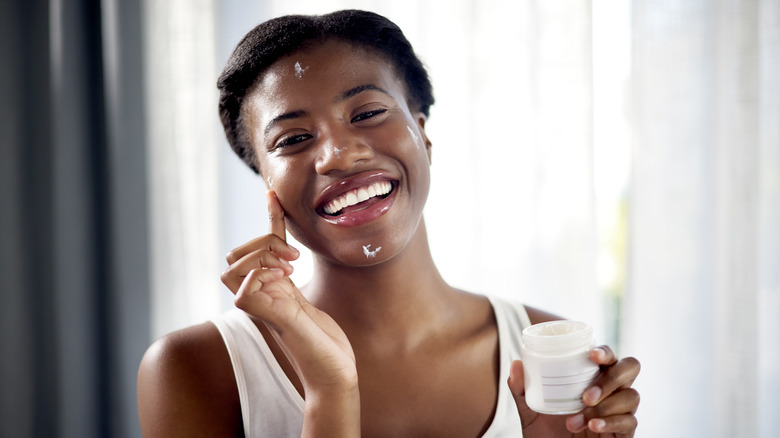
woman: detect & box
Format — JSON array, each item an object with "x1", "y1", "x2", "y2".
[{"x1": 137, "y1": 10, "x2": 640, "y2": 437}]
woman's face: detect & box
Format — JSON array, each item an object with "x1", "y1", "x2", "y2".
[{"x1": 243, "y1": 39, "x2": 432, "y2": 266}]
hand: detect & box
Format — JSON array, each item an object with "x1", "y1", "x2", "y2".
[
  {"x1": 508, "y1": 346, "x2": 640, "y2": 437},
  {"x1": 221, "y1": 190, "x2": 357, "y2": 394}
]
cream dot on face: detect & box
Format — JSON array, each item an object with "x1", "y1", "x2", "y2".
[
  {"x1": 362, "y1": 244, "x2": 382, "y2": 258},
  {"x1": 294, "y1": 61, "x2": 309, "y2": 79}
]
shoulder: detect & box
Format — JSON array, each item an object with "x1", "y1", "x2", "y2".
[
  {"x1": 139, "y1": 321, "x2": 231, "y2": 385},
  {"x1": 138, "y1": 321, "x2": 243, "y2": 437},
  {"x1": 524, "y1": 304, "x2": 563, "y2": 325},
  {"x1": 481, "y1": 294, "x2": 562, "y2": 326}
]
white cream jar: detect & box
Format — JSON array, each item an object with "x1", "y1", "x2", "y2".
[{"x1": 520, "y1": 320, "x2": 599, "y2": 414}]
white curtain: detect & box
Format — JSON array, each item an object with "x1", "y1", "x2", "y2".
[
  {"x1": 624, "y1": 0, "x2": 780, "y2": 436},
  {"x1": 145, "y1": 0, "x2": 779, "y2": 435},
  {"x1": 143, "y1": 0, "x2": 223, "y2": 338}
]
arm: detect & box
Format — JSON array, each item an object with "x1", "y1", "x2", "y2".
[{"x1": 137, "y1": 323, "x2": 243, "y2": 437}]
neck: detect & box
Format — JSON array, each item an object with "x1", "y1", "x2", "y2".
[{"x1": 304, "y1": 218, "x2": 456, "y2": 347}]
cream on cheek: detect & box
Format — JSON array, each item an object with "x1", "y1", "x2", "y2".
[{"x1": 406, "y1": 125, "x2": 421, "y2": 148}]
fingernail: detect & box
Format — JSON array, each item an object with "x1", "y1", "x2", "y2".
[
  {"x1": 567, "y1": 414, "x2": 585, "y2": 431},
  {"x1": 592, "y1": 347, "x2": 607, "y2": 361},
  {"x1": 584, "y1": 386, "x2": 602, "y2": 405},
  {"x1": 589, "y1": 418, "x2": 606, "y2": 432}
]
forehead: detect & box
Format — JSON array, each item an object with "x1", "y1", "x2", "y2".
[{"x1": 246, "y1": 40, "x2": 407, "y2": 111}]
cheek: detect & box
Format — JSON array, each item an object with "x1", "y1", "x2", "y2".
[
  {"x1": 405, "y1": 124, "x2": 425, "y2": 150},
  {"x1": 260, "y1": 157, "x2": 296, "y2": 191},
  {"x1": 261, "y1": 159, "x2": 303, "y2": 213},
  {"x1": 261, "y1": 158, "x2": 318, "y2": 242}
]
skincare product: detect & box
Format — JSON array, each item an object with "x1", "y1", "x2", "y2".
[{"x1": 521, "y1": 320, "x2": 599, "y2": 414}]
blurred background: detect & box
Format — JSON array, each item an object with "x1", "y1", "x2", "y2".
[{"x1": 1, "y1": 0, "x2": 778, "y2": 437}]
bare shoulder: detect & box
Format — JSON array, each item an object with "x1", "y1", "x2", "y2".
[
  {"x1": 523, "y1": 305, "x2": 564, "y2": 325},
  {"x1": 137, "y1": 321, "x2": 243, "y2": 437}
]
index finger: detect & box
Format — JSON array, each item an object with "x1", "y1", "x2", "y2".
[
  {"x1": 590, "y1": 345, "x2": 618, "y2": 367},
  {"x1": 266, "y1": 190, "x2": 287, "y2": 242},
  {"x1": 583, "y1": 346, "x2": 640, "y2": 406}
]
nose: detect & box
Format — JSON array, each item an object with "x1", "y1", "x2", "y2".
[{"x1": 314, "y1": 127, "x2": 373, "y2": 174}]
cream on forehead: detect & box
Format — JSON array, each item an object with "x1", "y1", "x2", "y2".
[
  {"x1": 362, "y1": 244, "x2": 382, "y2": 258},
  {"x1": 294, "y1": 61, "x2": 309, "y2": 79}
]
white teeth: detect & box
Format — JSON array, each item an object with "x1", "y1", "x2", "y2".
[
  {"x1": 322, "y1": 181, "x2": 393, "y2": 215},
  {"x1": 357, "y1": 188, "x2": 369, "y2": 203}
]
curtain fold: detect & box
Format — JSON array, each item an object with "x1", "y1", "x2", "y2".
[
  {"x1": 0, "y1": 1, "x2": 150, "y2": 437},
  {"x1": 757, "y1": 4, "x2": 780, "y2": 437},
  {"x1": 1, "y1": 2, "x2": 57, "y2": 436}
]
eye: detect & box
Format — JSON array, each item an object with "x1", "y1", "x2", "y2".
[
  {"x1": 350, "y1": 108, "x2": 388, "y2": 123},
  {"x1": 274, "y1": 133, "x2": 312, "y2": 150}
]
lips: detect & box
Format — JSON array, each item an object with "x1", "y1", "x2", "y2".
[
  {"x1": 322, "y1": 180, "x2": 393, "y2": 215},
  {"x1": 316, "y1": 172, "x2": 397, "y2": 226}
]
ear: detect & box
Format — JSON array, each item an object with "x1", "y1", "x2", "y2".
[{"x1": 415, "y1": 113, "x2": 433, "y2": 164}]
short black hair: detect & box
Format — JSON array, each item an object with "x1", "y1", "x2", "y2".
[{"x1": 217, "y1": 9, "x2": 435, "y2": 174}]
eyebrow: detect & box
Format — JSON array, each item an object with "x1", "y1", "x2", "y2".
[
  {"x1": 263, "y1": 84, "x2": 391, "y2": 136},
  {"x1": 338, "y1": 83, "x2": 391, "y2": 101},
  {"x1": 264, "y1": 110, "x2": 307, "y2": 136}
]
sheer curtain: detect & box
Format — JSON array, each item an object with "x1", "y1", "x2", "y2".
[
  {"x1": 144, "y1": 0, "x2": 224, "y2": 339},
  {"x1": 145, "y1": 0, "x2": 779, "y2": 436},
  {"x1": 624, "y1": 0, "x2": 780, "y2": 436}
]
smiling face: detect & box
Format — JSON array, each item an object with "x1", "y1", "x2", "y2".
[{"x1": 243, "y1": 39, "x2": 432, "y2": 267}]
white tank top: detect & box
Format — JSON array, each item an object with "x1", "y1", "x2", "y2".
[{"x1": 211, "y1": 295, "x2": 531, "y2": 437}]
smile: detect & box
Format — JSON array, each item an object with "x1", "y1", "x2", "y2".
[{"x1": 322, "y1": 181, "x2": 393, "y2": 216}]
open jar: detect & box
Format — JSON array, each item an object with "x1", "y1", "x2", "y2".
[{"x1": 520, "y1": 320, "x2": 599, "y2": 414}]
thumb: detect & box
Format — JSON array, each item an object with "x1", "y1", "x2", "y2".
[
  {"x1": 507, "y1": 359, "x2": 525, "y2": 398},
  {"x1": 266, "y1": 190, "x2": 287, "y2": 242},
  {"x1": 508, "y1": 360, "x2": 538, "y2": 426}
]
